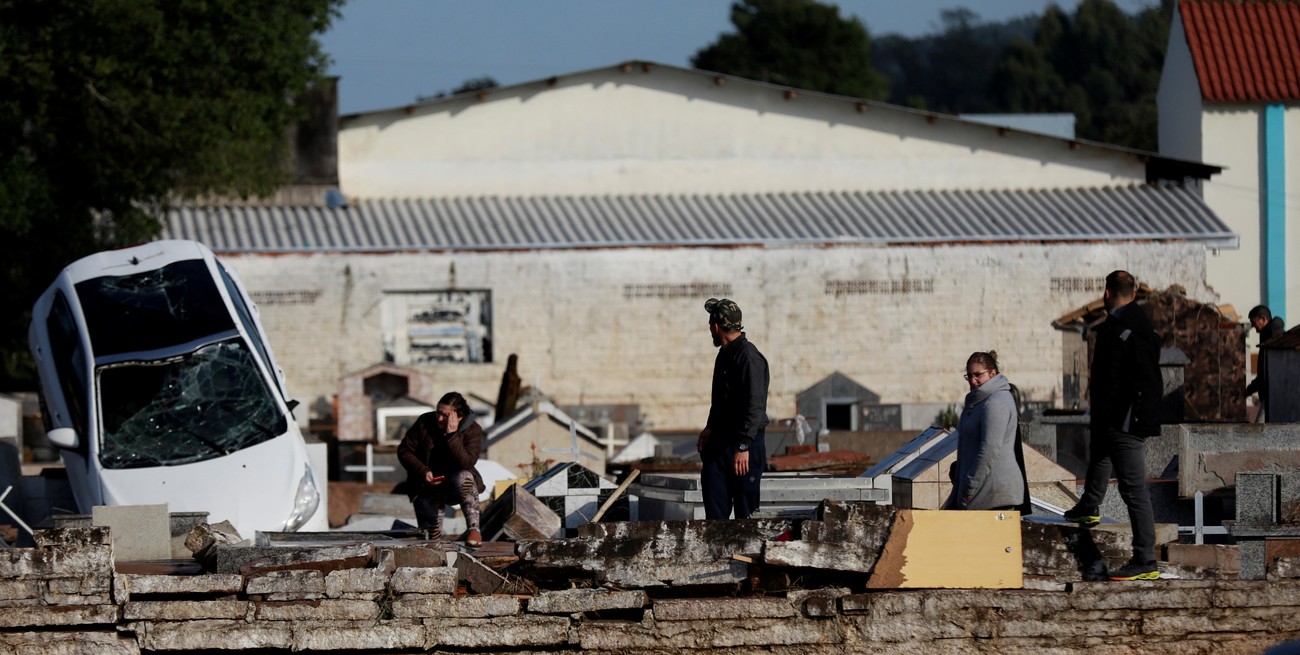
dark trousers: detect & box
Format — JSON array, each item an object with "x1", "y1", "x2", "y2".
[
  {"x1": 1079, "y1": 427, "x2": 1157, "y2": 563},
  {"x1": 701, "y1": 437, "x2": 766, "y2": 520}
]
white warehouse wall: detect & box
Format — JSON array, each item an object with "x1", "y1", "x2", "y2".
[{"x1": 226, "y1": 242, "x2": 1213, "y2": 431}]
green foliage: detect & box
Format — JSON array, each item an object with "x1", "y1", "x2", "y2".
[
  {"x1": 988, "y1": 0, "x2": 1171, "y2": 150},
  {"x1": 691, "y1": 0, "x2": 890, "y2": 100},
  {"x1": 0, "y1": 0, "x2": 342, "y2": 389}
]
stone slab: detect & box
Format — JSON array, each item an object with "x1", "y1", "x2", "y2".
[
  {"x1": 123, "y1": 600, "x2": 251, "y2": 621},
  {"x1": 528, "y1": 588, "x2": 647, "y2": 614},
  {"x1": 254, "y1": 599, "x2": 380, "y2": 621},
  {"x1": 1236, "y1": 472, "x2": 1278, "y2": 525},
  {"x1": 654, "y1": 597, "x2": 796, "y2": 621},
  {"x1": 1178, "y1": 423, "x2": 1300, "y2": 497},
  {"x1": 246, "y1": 569, "x2": 325, "y2": 596},
  {"x1": 131, "y1": 619, "x2": 292, "y2": 651},
  {"x1": 119, "y1": 573, "x2": 244, "y2": 597},
  {"x1": 237, "y1": 543, "x2": 374, "y2": 576},
  {"x1": 426, "y1": 616, "x2": 570, "y2": 648},
  {"x1": 764, "y1": 501, "x2": 894, "y2": 573},
  {"x1": 32, "y1": 527, "x2": 112, "y2": 548},
  {"x1": 324, "y1": 568, "x2": 388, "y2": 598},
  {"x1": 391, "y1": 594, "x2": 520, "y2": 618},
  {"x1": 291, "y1": 622, "x2": 425, "y2": 651},
  {"x1": 391, "y1": 566, "x2": 457, "y2": 595},
  {"x1": 0, "y1": 604, "x2": 118, "y2": 628},
  {"x1": 93, "y1": 504, "x2": 171, "y2": 562}
]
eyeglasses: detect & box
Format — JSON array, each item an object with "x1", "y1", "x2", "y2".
[{"x1": 963, "y1": 369, "x2": 993, "y2": 382}]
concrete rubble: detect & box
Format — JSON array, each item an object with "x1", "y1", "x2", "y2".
[{"x1": 0, "y1": 501, "x2": 1298, "y2": 653}]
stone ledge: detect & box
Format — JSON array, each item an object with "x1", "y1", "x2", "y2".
[{"x1": 527, "y1": 588, "x2": 647, "y2": 614}]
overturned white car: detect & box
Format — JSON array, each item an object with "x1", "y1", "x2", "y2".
[{"x1": 28, "y1": 240, "x2": 326, "y2": 536}]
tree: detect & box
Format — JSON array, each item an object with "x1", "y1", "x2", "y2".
[
  {"x1": 691, "y1": 0, "x2": 890, "y2": 101},
  {"x1": 0, "y1": 0, "x2": 342, "y2": 389},
  {"x1": 990, "y1": 0, "x2": 1171, "y2": 150}
]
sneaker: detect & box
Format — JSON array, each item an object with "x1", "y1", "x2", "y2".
[
  {"x1": 1063, "y1": 505, "x2": 1100, "y2": 527},
  {"x1": 1108, "y1": 559, "x2": 1159, "y2": 581}
]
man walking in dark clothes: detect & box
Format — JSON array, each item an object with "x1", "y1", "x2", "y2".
[
  {"x1": 697, "y1": 298, "x2": 770, "y2": 519},
  {"x1": 1064, "y1": 270, "x2": 1162, "y2": 581},
  {"x1": 1246, "y1": 304, "x2": 1285, "y2": 422}
]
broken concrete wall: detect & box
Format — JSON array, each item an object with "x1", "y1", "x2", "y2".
[{"x1": 2, "y1": 509, "x2": 1300, "y2": 653}]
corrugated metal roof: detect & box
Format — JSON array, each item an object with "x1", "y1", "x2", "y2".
[
  {"x1": 1180, "y1": 0, "x2": 1300, "y2": 103},
  {"x1": 165, "y1": 185, "x2": 1236, "y2": 254}
]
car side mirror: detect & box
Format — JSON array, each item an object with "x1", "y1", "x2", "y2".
[{"x1": 46, "y1": 427, "x2": 79, "y2": 450}]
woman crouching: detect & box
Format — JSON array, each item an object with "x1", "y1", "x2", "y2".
[
  {"x1": 398, "y1": 392, "x2": 486, "y2": 546},
  {"x1": 943, "y1": 351, "x2": 1026, "y2": 511}
]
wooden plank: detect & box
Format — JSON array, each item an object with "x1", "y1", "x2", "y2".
[
  {"x1": 590, "y1": 470, "x2": 640, "y2": 523},
  {"x1": 867, "y1": 509, "x2": 1022, "y2": 589}
]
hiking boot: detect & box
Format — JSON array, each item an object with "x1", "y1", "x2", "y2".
[
  {"x1": 1108, "y1": 559, "x2": 1159, "y2": 581},
  {"x1": 1063, "y1": 505, "x2": 1100, "y2": 527},
  {"x1": 465, "y1": 529, "x2": 482, "y2": 547}
]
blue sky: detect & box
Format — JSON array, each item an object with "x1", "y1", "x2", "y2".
[{"x1": 320, "y1": 1, "x2": 1157, "y2": 115}]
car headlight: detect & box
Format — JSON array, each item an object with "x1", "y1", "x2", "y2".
[{"x1": 284, "y1": 464, "x2": 320, "y2": 531}]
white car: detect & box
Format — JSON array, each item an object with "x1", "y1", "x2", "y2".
[{"x1": 28, "y1": 240, "x2": 326, "y2": 536}]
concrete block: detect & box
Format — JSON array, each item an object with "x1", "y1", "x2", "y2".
[
  {"x1": 1271, "y1": 556, "x2": 1300, "y2": 579},
  {"x1": 378, "y1": 545, "x2": 446, "y2": 568},
  {"x1": 291, "y1": 623, "x2": 425, "y2": 651},
  {"x1": 426, "y1": 616, "x2": 571, "y2": 648},
  {"x1": 1165, "y1": 543, "x2": 1242, "y2": 578},
  {"x1": 92, "y1": 504, "x2": 171, "y2": 562},
  {"x1": 254, "y1": 599, "x2": 380, "y2": 621},
  {"x1": 527, "y1": 588, "x2": 647, "y2": 614},
  {"x1": 391, "y1": 566, "x2": 457, "y2": 594},
  {"x1": 788, "y1": 588, "x2": 849, "y2": 618},
  {"x1": 1239, "y1": 540, "x2": 1267, "y2": 580},
  {"x1": 131, "y1": 618, "x2": 292, "y2": 651},
  {"x1": 237, "y1": 543, "x2": 374, "y2": 576},
  {"x1": 391, "y1": 594, "x2": 520, "y2": 618},
  {"x1": 324, "y1": 567, "x2": 388, "y2": 598},
  {"x1": 0, "y1": 630, "x2": 139, "y2": 655},
  {"x1": 1281, "y1": 472, "x2": 1300, "y2": 524},
  {"x1": 521, "y1": 517, "x2": 789, "y2": 587},
  {"x1": 1178, "y1": 423, "x2": 1300, "y2": 497},
  {"x1": 123, "y1": 600, "x2": 251, "y2": 621},
  {"x1": 481, "y1": 484, "x2": 561, "y2": 541},
  {"x1": 653, "y1": 597, "x2": 797, "y2": 621},
  {"x1": 0, "y1": 604, "x2": 118, "y2": 628},
  {"x1": 245, "y1": 570, "x2": 325, "y2": 596},
  {"x1": 1236, "y1": 472, "x2": 1278, "y2": 525},
  {"x1": 43, "y1": 574, "x2": 113, "y2": 604},
  {"x1": 118, "y1": 573, "x2": 244, "y2": 597},
  {"x1": 32, "y1": 527, "x2": 112, "y2": 548},
  {"x1": 765, "y1": 501, "x2": 895, "y2": 573}
]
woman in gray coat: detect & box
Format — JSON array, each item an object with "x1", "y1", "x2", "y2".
[{"x1": 944, "y1": 351, "x2": 1026, "y2": 511}]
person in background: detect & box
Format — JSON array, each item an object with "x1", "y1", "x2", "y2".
[
  {"x1": 943, "y1": 351, "x2": 1025, "y2": 511},
  {"x1": 1064, "y1": 270, "x2": 1161, "y2": 581},
  {"x1": 398, "y1": 391, "x2": 486, "y2": 546},
  {"x1": 696, "y1": 298, "x2": 770, "y2": 520},
  {"x1": 1246, "y1": 305, "x2": 1285, "y2": 422}
]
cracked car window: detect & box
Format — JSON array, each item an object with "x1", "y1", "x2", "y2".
[
  {"x1": 75, "y1": 259, "x2": 236, "y2": 357},
  {"x1": 97, "y1": 339, "x2": 286, "y2": 469}
]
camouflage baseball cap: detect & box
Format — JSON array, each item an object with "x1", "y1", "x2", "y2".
[{"x1": 704, "y1": 297, "x2": 744, "y2": 331}]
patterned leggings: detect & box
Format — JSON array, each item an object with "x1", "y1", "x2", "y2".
[{"x1": 412, "y1": 470, "x2": 481, "y2": 535}]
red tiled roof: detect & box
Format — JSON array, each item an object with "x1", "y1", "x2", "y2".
[{"x1": 1179, "y1": 0, "x2": 1300, "y2": 102}]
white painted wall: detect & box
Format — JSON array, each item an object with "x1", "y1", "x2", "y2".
[
  {"x1": 224, "y1": 243, "x2": 1213, "y2": 431},
  {"x1": 339, "y1": 68, "x2": 1146, "y2": 198},
  {"x1": 1198, "y1": 105, "x2": 1300, "y2": 337}
]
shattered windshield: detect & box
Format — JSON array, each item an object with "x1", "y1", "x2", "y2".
[
  {"x1": 97, "y1": 339, "x2": 286, "y2": 469},
  {"x1": 75, "y1": 259, "x2": 236, "y2": 357}
]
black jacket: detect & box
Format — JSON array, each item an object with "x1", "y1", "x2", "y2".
[
  {"x1": 1090, "y1": 301, "x2": 1162, "y2": 437},
  {"x1": 397, "y1": 413, "x2": 486, "y2": 501},
  {"x1": 705, "y1": 334, "x2": 770, "y2": 449},
  {"x1": 1246, "y1": 316, "x2": 1285, "y2": 397}
]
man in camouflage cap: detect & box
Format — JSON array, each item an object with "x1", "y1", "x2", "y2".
[{"x1": 697, "y1": 298, "x2": 770, "y2": 519}]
